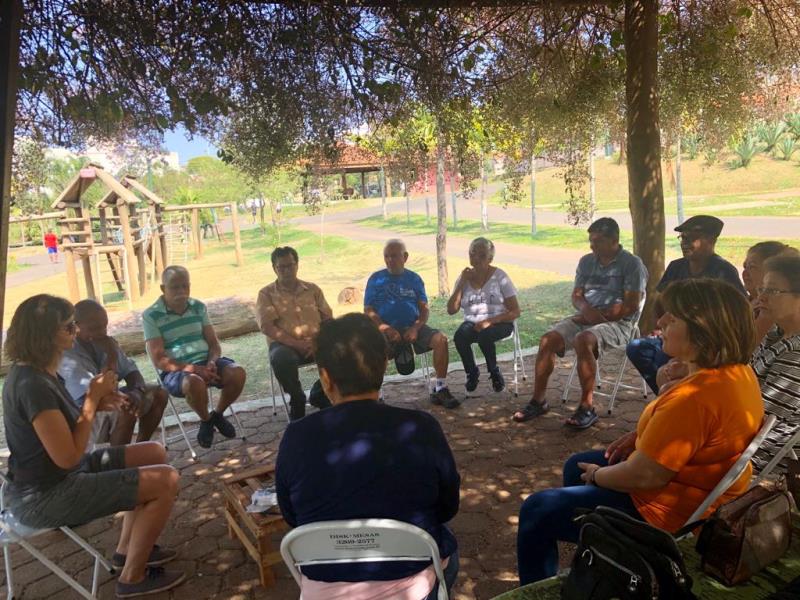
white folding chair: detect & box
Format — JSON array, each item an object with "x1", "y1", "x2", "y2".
[
  {"x1": 0, "y1": 476, "x2": 115, "y2": 599},
  {"x1": 753, "y1": 420, "x2": 800, "y2": 485},
  {"x1": 561, "y1": 326, "x2": 648, "y2": 415},
  {"x1": 682, "y1": 414, "x2": 777, "y2": 527},
  {"x1": 280, "y1": 518, "x2": 448, "y2": 600},
  {"x1": 458, "y1": 320, "x2": 527, "y2": 397},
  {"x1": 268, "y1": 360, "x2": 318, "y2": 420},
  {"x1": 159, "y1": 387, "x2": 246, "y2": 460}
]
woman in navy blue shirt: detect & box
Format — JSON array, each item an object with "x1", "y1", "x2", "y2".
[{"x1": 276, "y1": 312, "x2": 460, "y2": 599}]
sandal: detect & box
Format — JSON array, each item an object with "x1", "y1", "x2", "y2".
[
  {"x1": 565, "y1": 405, "x2": 598, "y2": 430},
  {"x1": 512, "y1": 401, "x2": 549, "y2": 423}
]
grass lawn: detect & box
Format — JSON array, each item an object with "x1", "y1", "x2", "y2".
[
  {"x1": 488, "y1": 154, "x2": 800, "y2": 216},
  {"x1": 357, "y1": 214, "x2": 799, "y2": 266}
]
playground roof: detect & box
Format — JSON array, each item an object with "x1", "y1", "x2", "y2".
[
  {"x1": 121, "y1": 176, "x2": 165, "y2": 205},
  {"x1": 50, "y1": 163, "x2": 141, "y2": 210},
  {"x1": 305, "y1": 143, "x2": 382, "y2": 175}
]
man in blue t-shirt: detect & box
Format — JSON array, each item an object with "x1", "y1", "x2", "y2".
[
  {"x1": 364, "y1": 239, "x2": 459, "y2": 408},
  {"x1": 626, "y1": 214, "x2": 746, "y2": 393}
]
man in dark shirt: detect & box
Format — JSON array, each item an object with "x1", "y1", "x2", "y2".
[
  {"x1": 276, "y1": 313, "x2": 460, "y2": 595},
  {"x1": 626, "y1": 215, "x2": 746, "y2": 392}
]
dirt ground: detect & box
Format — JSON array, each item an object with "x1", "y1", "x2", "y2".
[{"x1": 0, "y1": 351, "x2": 649, "y2": 599}]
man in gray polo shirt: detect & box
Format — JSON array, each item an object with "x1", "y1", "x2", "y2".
[{"x1": 512, "y1": 218, "x2": 648, "y2": 429}]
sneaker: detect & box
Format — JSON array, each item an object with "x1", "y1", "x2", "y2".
[
  {"x1": 210, "y1": 411, "x2": 236, "y2": 438},
  {"x1": 489, "y1": 369, "x2": 505, "y2": 392},
  {"x1": 465, "y1": 369, "x2": 479, "y2": 393},
  {"x1": 197, "y1": 419, "x2": 214, "y2": 448},
  {"x1": 116, "y1": 567, "x2": 186, "y2": 598},
  {"x1": 431, "y1": 387, "x2": 460, "y2": 409},
  {"x1": 112, "y1": 545, "x2": 177, "y2": 569}
]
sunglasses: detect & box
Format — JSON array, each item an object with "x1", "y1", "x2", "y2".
[{"x1": 757, "y1": 287, "x2": 799, "y2": 297}]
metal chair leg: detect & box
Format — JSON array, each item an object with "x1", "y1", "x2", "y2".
[
  {"x1": 562, "y1": 363, "x2": 577, "y2": 403},
  {"x1": 225, "y1": 403, "x2": 247, "y2": 441},
  {"x1": 167, "y1": 396, "x2": 197, "y2": 460}
]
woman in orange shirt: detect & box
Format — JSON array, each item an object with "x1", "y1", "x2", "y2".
[{"x1": 517, "y1": 278, "x2": 763, "y2": 585}]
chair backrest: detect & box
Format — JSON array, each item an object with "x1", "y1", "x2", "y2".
[
  {"x1": 753, "y1": 419, "x2": 800, "y2": 485},
  {"x1": 684, "y1": 414, "x2": 777, "y2": 526},
  {"x1": 280, "y1": 518, "x2": 448, "y2": 600}
]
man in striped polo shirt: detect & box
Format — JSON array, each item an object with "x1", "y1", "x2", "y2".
[{"x1": 144, "y1": 265, "x2": 247, "y2": 448}]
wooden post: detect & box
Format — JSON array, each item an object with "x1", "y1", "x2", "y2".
[
  {"x1": 117, "y1": 203, "x2": 140, "y2": 301},
  {"x1": 360, "y1": 172, "x2": 367, "y2": 198},
  {"x1": 384, "y1": 173, "x2": 392, "y2": 198},
  {"x1": 94, "y1": 251, "x2": 104, "y2": 306},
  {"x1": 340, "y1": 172, "x2": 347, "y2": 193},
  {"x1": 190, "y1": 207, "x2": 201, "y2": 258},
  {"x1": 230, "y1": 202, "x2": 243, "y2": 266},
  {"x1": 81, "y1": 255, "x2": 97, "y2": 300},
  {"x1": 64, "y1": 249, "x2": 80, "y2": 302},
  {"x1": 151, "y1": 205, "x2": 164, "y2": 278}
]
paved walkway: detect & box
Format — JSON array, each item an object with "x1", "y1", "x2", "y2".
[{"x1": 0, "y1": 352, "x2": 651, "y2": 600}]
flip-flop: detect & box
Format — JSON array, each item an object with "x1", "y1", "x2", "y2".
[
  {"x1": 512, "y1": 401, "x2": 549, "y2": 423},
  {"x1": 565, "y1": 405, "x2": 599, "y2": 430}
]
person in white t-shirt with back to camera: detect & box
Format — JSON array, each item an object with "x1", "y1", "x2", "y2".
[{"x1": 447, "y1": 237, "x2": 521, "y2": 393}]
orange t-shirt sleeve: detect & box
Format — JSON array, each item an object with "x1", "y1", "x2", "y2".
[{"x1": 637, "y1": 389, "x2": 713, "y2": 473}]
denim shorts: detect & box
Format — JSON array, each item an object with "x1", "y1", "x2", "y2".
[
  {"x1": 159, "y1": 356, "x2": 235, "y2": 397},
  {"x1": 7, "y1": 446, "x2": 139, "y2": 529}
]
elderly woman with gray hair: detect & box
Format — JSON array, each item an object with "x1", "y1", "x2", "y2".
[{"x1": 447, "y1": 238, "x2": 521, "y2": 392}]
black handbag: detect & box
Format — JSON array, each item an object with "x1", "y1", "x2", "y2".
[{"x1": 561, "y1": 506, "x2": 696, "y2": 600}]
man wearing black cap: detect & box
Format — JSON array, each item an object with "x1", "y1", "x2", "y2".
[
  {"x1": 626, "y1": 214, "x2": 745, "y2": 393},
  {"x1": 512, "y1": 217, "x2": 648, "y2": 429}
]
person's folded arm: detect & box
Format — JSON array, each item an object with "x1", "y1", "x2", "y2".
[
  {"x1": 572, "y1": 287, "x2": 606, "y2": 324},
  {"x1": 601, "y1": 290, "x2": 644, "y2": 322},
  {"x1": 146, "y1": 337, "x2": 187, "y2": 373},
  {"x1": 591, "y1": 450, "x2": 676, "y2": 493},
  {"x1": 364, "y1": 304, "x2": 387, "y2": 329}
]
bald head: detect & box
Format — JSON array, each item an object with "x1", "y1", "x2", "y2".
[
  {"x1": 383, "y1": 239, "x2": 409, "y2": 275},
  {"x1": 161, "y1": 265, "x2": 191, "y2": 312},
  {"x1": 74, "y1": 299, "x2": 109, "y2": 342}
]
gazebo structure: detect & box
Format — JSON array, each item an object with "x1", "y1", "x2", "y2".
[
  {"x1": 306, "y1": 144, "x2": 389, "y2": 199},
  {"x1": 50, "y1": 163, "x2": 149, "y2": 305}
]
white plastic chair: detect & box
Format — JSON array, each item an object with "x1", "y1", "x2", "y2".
[
  {"x1": 159, "y1": 387, "x2": 246, "y2": 460},
  {"x1": 561, "y1": 325, "x2": 648, "y2": 414},
  {"x1": 0, "y1": 476, "x2": 115, "y2": 599},
  {"x1": 456, "y1": 320, "x2": 527, "y2": 397},
  {"x1": 280, "y1": 518, "x2": 448, "y2": 600},
  {"x1": 683, "y1": 414, "x2": 777, "y2": 527},
  {"x1": 753, "y1": 420, "x2": 800, "y2": 485}
]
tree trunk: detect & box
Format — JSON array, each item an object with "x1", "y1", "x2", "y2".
[
  {"x1": 675, "y1": 134, "x2": 685, "y2": 224},
  {"x1": 480, "y1": 154, "x2": 488, "y2": 231},
  {"x1": 449, "y1": 160, "x2": 458, "y2": 228},
  {"x1": 589, "y1": 137, "x2": 596, "y2": 217},
  {"x1": 380, "y1": 165, "x2": 387, "y2": 219},
  {"x1": 530, "y1": 153, "x2": 537, "y2": 236},
  {"x1": 404, "y1": 183, "x2": 410, "y2": 224},
  {"x1": 625, "y1": 0, "x2": 665, "y2": 332},
  {"x1": 435, "y1": 139, "x2": 449, "y2": 297}
]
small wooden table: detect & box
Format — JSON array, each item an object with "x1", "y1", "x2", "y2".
[{"x1": 221, "y1": 464, "x2": 289, "y2": 587}]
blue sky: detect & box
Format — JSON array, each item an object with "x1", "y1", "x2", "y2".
[{"x1": 163, "y1": 126, "x2": 217, "y2": 164}]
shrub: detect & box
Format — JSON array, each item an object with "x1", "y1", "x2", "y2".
[
  {"x1": 756, "y1": 121, "x2": 785, "y2": 153},
  {"x1": 730, "y1": 134, "x2": 758, "y2": 168},
  {"x1": 786, "y1": 114, "x2": 800, "y2": 139},
  {"x1": 776, "y1": 137, "x2": 796, "y2": 161}
]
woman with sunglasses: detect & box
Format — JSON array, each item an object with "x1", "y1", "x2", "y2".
[
  {"x1": 751, "y1": 254, "x2": 800, "y2": 474},
  {"x1": 2, "y1": 294, "x2": 185, "y2": 598}
]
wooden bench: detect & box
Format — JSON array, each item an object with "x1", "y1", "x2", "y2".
[{"x1": 221, "y1": 464, "x2": 290, "y2": 587}]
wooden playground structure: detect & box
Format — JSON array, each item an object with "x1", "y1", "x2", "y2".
[{"x1": 48, "y1": 163, "x2": 243, "y2": 307}]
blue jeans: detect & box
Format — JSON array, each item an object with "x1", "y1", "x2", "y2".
[
  {"x1": 424, "y1": 548, "x2": 460, "y2": 600},
  {"x1": 625, "y1": 336, "x2": 670, "y2": 394},
  {"x1": 516, "y1": 450, "x2": 644, "y2": 585}
]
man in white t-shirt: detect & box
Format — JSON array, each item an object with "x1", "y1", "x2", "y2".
[{"x1": 447, "y1": 237, "x2": 521, "y2": 393}]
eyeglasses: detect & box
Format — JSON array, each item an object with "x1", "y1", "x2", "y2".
[
  {"x1": 757, "y1": 287, "x2": 799, "y2": 297},
  {"x1": 62, "y1": 321, "x2": 77, "y2": 334}
]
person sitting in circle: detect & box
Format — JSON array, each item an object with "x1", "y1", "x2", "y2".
[
  {"x1": 276, "y1": 313, "x2": 461, "y2": 599},
  {"x1": 515, "y1": 279, "x2": 763, "y2": 585},
  {"x1": 750, "y1": 254, "x2": 800, "y2": 474},
  {"x1": 447, "y1": 237, "x2": 521, "y2": 393},
  {"x1": 2, "y1": 294, "x2": 184, "y2": 598}
]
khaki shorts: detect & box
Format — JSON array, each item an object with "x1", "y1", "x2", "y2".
[{"x1": 548, "y1": 317, "x2": 636, "y2": 357}]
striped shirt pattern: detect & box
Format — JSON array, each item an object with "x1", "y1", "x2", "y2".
[
  {"x1": 751, "y1": 326, "x2": 800, "y2": 473},
  {"x1": 142, "y1": 297, "x2": 211, "y2": 365}
]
